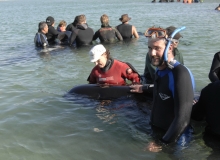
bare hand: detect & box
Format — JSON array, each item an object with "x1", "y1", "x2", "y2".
[
  {"x1": 193, "y1": 99, "x2": 198, "y2": 105},
  {"x1": 130, "y1": 84, "x2": 143, "y2": 93},
  {"x1": 145, "y1": 142, "x2": 162, "y2": 152}
]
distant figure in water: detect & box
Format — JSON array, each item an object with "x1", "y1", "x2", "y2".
[
  {"x1": 151, "y1": 0, "x2": 168, "y2": 2},
  {"x1": 183, "y1": 0, "x2": 192, "y2": 3},
  {"x1": 215, "y1": 4, "x2": 220, "y2": 11},
  {"x1": 34, "y1": 21, "x2": 49, "y2": 48}
]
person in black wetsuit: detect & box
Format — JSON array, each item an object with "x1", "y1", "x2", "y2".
[
  {"x1": 93, "y1": 14, "x2": 123, "y2": 43},
  {"x1": 191, "y1": 80, "x2": 220, "y2": 136},
  {"x1": 69, "y1": 14, "x2": 94, "y2": 47},
  {"x1": 56, "y1": 20, "x2": 72, "y2": 45},
  {"x1": 130, "y1": 27, "x2": 194, "y2": 151},
  {"x1": 46, "y1": 16, "x2": 60, "y2": 45},
  {"x1": 66, "y1": 16, "x2": 78, "y2": 32},
  {"x1": 116, "y1": 14, "x2": 139, "y2": 40},
  {"x1": 34, "y1": 21, "x2": 49, "y2": 48},
  {"x1": 208, "y1": 51, "x2": 220, "y2": 82}
]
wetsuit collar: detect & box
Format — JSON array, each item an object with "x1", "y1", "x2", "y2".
[
  {"x1": 101, "y1": 24, "x2": 111, "y2": 28},
  {"x1": 76, "y1": 23, "x2": 88, "y2": 30},
  {"x1": 100, "y1": 58, "x2": 114, "y2": 72}
]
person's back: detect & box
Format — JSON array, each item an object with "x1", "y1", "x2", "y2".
[
  {"x1": 66, "y1": 16, "x2": 78, "y2": 31},
  {"x1": 116, "y1": 14, "x2": 139, "y2": 40},
  {"x1": 34, "y1": 21, "x2": 49, "y2": 48},
  {"x1": 117, "y1": 23, "x2": 132, "y2": 39},
  {"x1": 45, "y1": 16, "x2": 59, "y2": 45},
  {"x1": 93, "y1": 14, "x2": 123, "y2": 43},
  {"x1": 69, "y1": 15, "x2": 94, "y2": 47},
  {"x1": 208, "y1": 51, "x2": 220, "y2": 82},
  {"x1": 192, "y1": 81, "x2": 220, "y2": 136}
]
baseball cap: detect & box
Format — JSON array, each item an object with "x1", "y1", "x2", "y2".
[
  {"x1": 46, "y1": 16, "x2": 54, "y2": 26},
  {"x1": 89, "y1": 44, "x2": 106, "y2": 62}
]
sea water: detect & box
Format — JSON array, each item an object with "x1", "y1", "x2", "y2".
[{"x1": 0, "y1": 0, "x2": 220, "y2": 159}]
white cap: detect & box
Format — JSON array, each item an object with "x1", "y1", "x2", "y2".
[{"x1": 89, "y1": 44, "x2": 106, "y2": 62}]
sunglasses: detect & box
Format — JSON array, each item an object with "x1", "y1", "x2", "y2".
[{"x1": 145, "y1": 27, "x2": 167, "y2": 38}]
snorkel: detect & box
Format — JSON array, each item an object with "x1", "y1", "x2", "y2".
[{"x1": 164, "y1": 26, "x2": 186, "y2": 69}]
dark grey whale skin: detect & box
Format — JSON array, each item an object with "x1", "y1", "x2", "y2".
[{"x1": 67, "y1": 84, "x2": 153, "y2": 101}]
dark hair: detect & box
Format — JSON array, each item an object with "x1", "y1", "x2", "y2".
[
  {"x1": 73, "y1": 16, "x2": 79, "y2": 27},
  {"x1": 38, "y1": 21, "x2": 47, "y2": 32},
  {"x1": 106, "y1": 49, "x2": 111, "y2": 59}
]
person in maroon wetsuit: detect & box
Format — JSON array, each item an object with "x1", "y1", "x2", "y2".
[
  {"x1": 87, "y1": 44, "x2": 140, "y2": 85},
  {"x1": 116, "y1": 14, "x2": 139, "y2": 40}
]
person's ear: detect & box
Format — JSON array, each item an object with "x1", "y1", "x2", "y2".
[{"x1": 168, "y1": 44, "x2": 174, "y2": 52}]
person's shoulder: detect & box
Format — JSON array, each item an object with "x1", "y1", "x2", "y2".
[
  {"x1": 91, "y1": 65, "x2": 100, "y2": 71},
  {"x1": 114, "y1": 59, "x2": 129, "y2": 67},
  {"x1": 88, "y1": 27, "x2": 94, "y2": 30},
  {"x1": 114, "y1": 59, "x2": 123, "y2": 64},
  {"x1": 172, "y1": 63, "x2": 189, "y2": 73},
  {"x1": 132, "y1": 25, "x2": 137, "y2": 28},
  {"x1": 214, "y1": 51, "x2": 220, "y2": 57},
  {"x1": 48, "y1": 25, "x2": 55, "y2": 30}
]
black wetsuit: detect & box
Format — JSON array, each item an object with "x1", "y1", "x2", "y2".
[
  {"x1": 145, "y1": 61, "x2": 194, "y2": 143},
  {"x1": 191, "y1": 81, "x2": 220, "y2": 136},
  {"x1": 66, "y1": 23, "x2": 76, "y2": 32},
  {"x1": 93, "y1": 25, "x2": 123, "y2": 43},
  {"x1": 46, "y1": 25, "x2": 59, "y2": 45},
  {"x1": 57, "y1": 31, "x2": 72, "y2": 45},
  {"x1": 34, "y1": 32, "x2": 48, "y2": 47},
  {"x1": 116, "y1": 23, "x2": 132, "y2": 39},
  {"x1": 209, "y1": 51, "x2": 220, "y2": 82},
  {"x1": 69, "y1": 24, "x2": 94, "y2": 47}
]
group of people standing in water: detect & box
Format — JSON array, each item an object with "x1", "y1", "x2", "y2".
[
  {"x1": 34, "y1": 13, "x2": 220, "y2": 151},
  {"x1": 151, "y1": 0, "x2": 203, "y2": 3},
  {"x1": 34, "y1": 14, "x2": 139, "y2": 48}
]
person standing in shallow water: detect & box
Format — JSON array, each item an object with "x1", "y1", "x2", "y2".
[
  {"x1": 45, "y1": 16, "x2": 59, "y2": 45},
  {"x1": 130, "y1": 27, "x2": 194, "y2": 151},
  {"x1": 208, "y1": 51, "x2": 220, "y2": 82},
  {"x1": 34, "y1": 21, "x2": 49, "y2": 48},
  {"x1": 87, "y1": 44, "x2": 140, "y2": 85},
  {"x1": 69, "y1": 14, "x2": 94, "y2": 47},
  {"x1": 93, "y1": 14, "x2": 123, "y2": 43},
  {"x1": 192, "y1": 80, "x2": 220, "y2": 137},
  {"x1": 116, "y1": 14, "x2": 139, "y2": 40}
]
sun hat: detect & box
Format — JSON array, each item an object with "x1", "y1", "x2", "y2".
[
  {"x1": 119, "y1": 14, "x2": 131, "y2": 23},
  {"x1": 166, "y1": 26, "x2": 183, "y2": 40},
  {"x1": 89, "y1": 44, "x2": 106, "y2": 62},
  {"x1": 46, "y1": 16, "x2": 55, "y2": 26}
]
